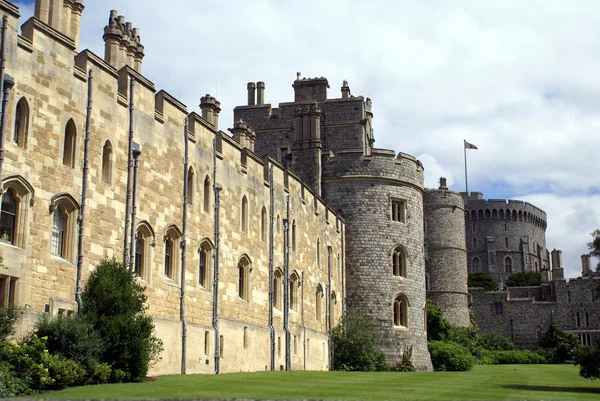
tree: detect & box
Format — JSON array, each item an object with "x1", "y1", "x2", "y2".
[
  {"x1": 574, "y1": 346, "x2": 600, "y2": 380},
  {"x1": 587, "y1": 229, "x2": 600, "y2": 272},
  {"x1": 505, "y1": 271, "x2": 541, "y2": 287},
  {"x1": 0, "y1": 305, "x2": 21, "y2": 341},
  {"x1": 331, "y1": 311, "x2": 388, "y2": 371},
  {"x1": 537, "y1": 320, "x2": 579, "y2": 363},
  {"x1": 426, "y1": 300, "x2": 452, "y2": 341},
  {"x1": 82, "y1": 258, "x2": 163, "y2": 382},
  {"x1": 468, "y1": 272, "x2": 497, "y2": 291}
]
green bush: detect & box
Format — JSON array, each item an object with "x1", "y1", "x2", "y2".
[
  {"x1": 537, "y1": 320, "x2": 579, "y2": 363},
  {"x1": 426, "y1": 300, "x2": 452, "y2": 341},
  {"x1": 468, "y1": 272, "x2": 497, "y2": 291},
  {"x1": 480, "y1": 350, "x2": 546, "y2": 365},
  {"x1": 479, "y1": 333, "x2": 515, "y2": 351},
  {"x1": 44, "y1": 353, "x2": 85, "y2": 390},
  {"x1": 506, "y1": 271, "x2": 541, "y2": 287},
  {"x1": 331, "y1": 311, "x2": 389, "y2": 372},
  {"x1": 0, "y1": 305, "x2": 21, "y2": 341},
  {"x1": 82, "y1": 258, "x2": 163, "y2": 382},
  {"x1": 428, "y1": 341, "x2": 475, "y2": 371},
  {"x1": 35, "y1": 314, "x2": 105, "y2": 384},
  {"x1": 447, "y1": 326, "x2": 484, "y2": 358},
  {"x1": 0, "y1": 362, "x2": 28, "y2": 398},
  {"x1": 574, "y1": 346, "x2": 600, "y2": 380},
  {"x1": 0, "y1": 335, "x2": 52, "y2": 392}
]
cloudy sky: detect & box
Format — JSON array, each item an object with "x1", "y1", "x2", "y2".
[{"x1": 14, "y1": 0, "x2": 600, "y2": 278}]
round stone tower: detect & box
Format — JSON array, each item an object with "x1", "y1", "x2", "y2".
[
  {"x1": 322, "y1": 149, "x2": 433, "y2": 372},
  {"x1": 424, "y1": 178, "x2": 470, "y2": 327},
  {"x1": 463, "y1": 192, "x2": 548, "y2": 284}
]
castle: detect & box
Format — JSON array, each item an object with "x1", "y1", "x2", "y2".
[{"x1": 0, "y1": 0, "x2": 595, "y2": 377}]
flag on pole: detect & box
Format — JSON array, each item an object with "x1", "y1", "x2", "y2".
[{"x1": 464, "y1": 141, "x2": 478, "y2": 150}]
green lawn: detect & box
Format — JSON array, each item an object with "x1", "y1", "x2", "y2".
[{"x1": 36, "y1": 364, "x2": 600, "y2": 400}]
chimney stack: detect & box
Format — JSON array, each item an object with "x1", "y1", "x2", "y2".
[
  {"x1": 200, "y1": 94, "x2": 221, "y2": 130},
  {"x1": 341, "y1": 80, "x2": 350, "y2": 99},
  {"x1": 247, "y1": 82, "x2": 256, "y2": 106},
  {"x1": 229, "y1": 120, "x2": 256, "y2": 152},
  {"x1": 439, "y1": 177, "x2": 448, "y2": 190},
  {"x1": 257, "y1": 81, "x2": 265, "y2": 105},
  {"x1": 551, "y1": 249, "x2": 564, "y2": 281},
  {"x1": 581, "y1": 254, "x2": 592, "y2": 276}
]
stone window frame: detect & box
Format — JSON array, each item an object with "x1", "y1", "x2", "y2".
[
  {"x1": 134, "y1": 221, "x2": 155, "y2": 283},
  {"x1": 0, "y1": 274, "x2": 19, "y2": 307},
  {"x1": 101, "y1": 140, "x2": 113, "y2": 185},
  {"x1": 49, "y1": 192, "x2": 80, "y2": 263},
  {"x1": 260, "y1": 206, "x2": 267, "y2": 242},
  {"x1": 391, "y1": 244, "x2": 408, "y2": 278},
  {"x1": 316, "y1": 238, "x2": 321, "y2": 270},
  {"x1": 392, "y1": 293, "x2": 409, "y2": 329},
  {"x1": 390, "y1": 198, "x2": 406, "y2": 223},
  {"x1": 493, "y1": 302, "x2": 503, "y2": 314},
  {"x1": 198, "y1": 238, "x2": 213, "y2": 289},
  {"x1": 504, "y1": 256, "x2": 513, "y2": 273},
  {"x1": 0, "y1": 175, "x2": 35, "y2": 248},
  {"x1": 273, "y1": 267, "x2": 283, "y2": 311},
  {"x1": 472, "y1": 257, "x2": 481, "y2": 273},
  {"x1": 163, "y1": 224, "x2": 182, "y2": 283},
  {"x1": 62, "y1": 119, "x2": 77, "y2": 168},
  {"x1": 315, "y1": 284, "x2": 324, "y2": 323},
  {"x1": 291, "y1": 219, "x2": 297, "y2": 252},
  {"x1": 237, "y1": 254, "x2": 252, "y2": 302},
  {"x1": 203, "y1": 175, "x2": 211, "y2": 213},
  {"x1": 290, "y1": 270, "x2": 300, "y2": 312},
  {"x1": 241, "y1": 195, "x2": 249, "y2": 234},
  {"x1": 13, "y1": 97, "x2": 29, "y2": 149},
  {"x1": 186, "y1": 166, "x2": 195, "y2": 206}
]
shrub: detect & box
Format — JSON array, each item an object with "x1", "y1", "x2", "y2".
[
  {"x1": 0, "y1": 362, "x2": 28, "y2": 398},
  {"x1": 479, "y1": 332, "x2": 515, "y2": 351},
  {"x1": 447, "y1": 325, "x2": 484, "y2": 358},
  {"x1": 574, "y1": 346, "x2": 600, "y2": 380},
  {"x1": 480, "y1": 350, "x2": 546, "y2": 365},
  {"x1": 0, "y1": 335, "x2": 52, "y2": 392},
  {"x1": 428, "y1": 341, "x2": 475, "y2": 371},
  {"x1": 537, "y1": 320, "x2": 579, "y2": 363},
  {"x1": 43, "y1": 353, "x2": 85, "y2": 390},
  {"x1": 331, "y1": 310, "x2": 389, "y2": 371},
  {"x1": 35, "y1": 314, "x2": 105, "y2": 384},
  {"x1": 0, "y1": 305, "x2": 21, "y2": 341},
  {"x1": 468, "y1": 272, "x2": 497, "y2": 291},
  {"x1": 82, "y1": 258, "x2": 163, "y2": 382},
  {"x1": 505, "y1": 271, "x2": 541, "y2": 287},
  {"x1": 426, "y1": 300, "x2": 452, "y2": 341}
]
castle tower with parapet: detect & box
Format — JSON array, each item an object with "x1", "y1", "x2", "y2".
[
  {"x1": 462, "y1": 192, "x2": 549, "y2": 283},
  {"x1": 424, "y1": 178, "x2": 470, "y2": 327},
  {"x1": 235, "y1": 76, "x2": 432, "y2": 371}
]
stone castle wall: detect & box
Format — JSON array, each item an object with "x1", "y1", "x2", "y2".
[
  {"x1": 424, "y1": 187, "x2": 470, "y2": 327},
  {"x1": 463, "y1": 192, "x2": 548, "y2": 283},
  {"x1": 0, "y1": 0, "x2": 343, "y2": 375}
]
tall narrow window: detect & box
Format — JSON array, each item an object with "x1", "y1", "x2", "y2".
[
  {"x1": 472, "y1": 257, "x2": 481, "y2": 273},
  {"x1": 163, "y1": 226, "x2": 181, "y2": 281},
  {"x1": 63, "y1": 119, "x2": 77, "y2": 167},
  {"x1": 315, "y1": 285, "x2": 323, "y2": 322},
  {"x1": 199, "y1": 240, "x2": 212, "y2": 288},
  {"x1": 585, "y1": 312, "x2": 590, "y2": 327},
  {"x1": 0, "y1": 189, "x2": 17, "y2": 244},
  {"x1": 204, "y1": 331, "x2": 210, "y2": 355},
  {"x1": 473, "y1": 238, "x2": 477, "y2": 249},
  {"x1": 133, "y1": 221, "x2": 154, "y2": 282},
  {"x1": 505, "y1": 237, "x2": 509, "y2": 248},
  {"x1": 14, "y1": 97, "x2": 29, "y2": 148},
  {"x1": 164, "y1": 237, "x2": 173, "y2": 278},
  {"x1": 203, "y1": 176, "x2": 210, "y2": 212},
  {"x1": 290, "y1": 272, "x2": 299, "y2": 312},
  {"x1": 52, "y1": 207, "x2": 67, "y2": 257},
  {"x1": 292, "y1": 220, "x2": 296, "y2": 251},
  {"x1": 393, "y1": 295, "x2": 408, "y2": 327},
  {"x1": 0, "y1": 276, "x2": 18, "y2": 307},
  {"x1": 101, "y1": 141, "x2": 113, "y2": 184},
  {"x1": 494, "y1": 302, "x2": 503, "y2": 314},
  {"x1": 261, "y1": 207, "x2": 267, "y2": 242},
  {"x1": 504, "y1": 257, "x2": 512, "y2": 273},
  {"x1": 576, "y1": 312, "x2": 581, "y2": 327},
  {"x1": 317, "y1": 239, "x2": 320, "y2": 269},
  {"x1": 280, "y1": 148, "x2": 289, "y2": 167},
  {"x1": 391, "y1": 199, "x2": 406, "y2": 222},
  {"x1": 187, "y1": 167, "x2": 194, "y2": 205},
  {"x1": 274, "y1": 269, "x2": 283, "y2": 310},
  {"x1": 134, "y1": 235, "x2": 144, "y2": 277},
  {"x1": 241, "y1": 196, "x2": 248, "y2": 233},
  {"x1": 49, "y1": 194, "x2": 79, "y2": 261},
  {"x1": 238, "y1": 256, "x2": 250, "y2": 301},
  {"x1": 392, "y1": 246, "x2": 407, "y2": 278}
]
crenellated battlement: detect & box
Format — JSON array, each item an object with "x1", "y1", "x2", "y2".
[
  {"x1": 103, "y1": 10, "x2": 145, "y2": 72},
  {"x1": 462, "y1": 192, "x2": 547, "y2": 229}
]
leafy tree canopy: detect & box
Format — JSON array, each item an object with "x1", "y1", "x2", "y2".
[
  {"x1": 587, "y1": 229, "x2": 600, "y2": 272},
  {"x1": 506, "y1": 271, "x2": 541, "y2": 287},
  {"x1": 468, "y1": 272, "x2": 497, "y2": 291},
  {"x1": 426, "y1": 300, "x2": 452, "y2": 341}
]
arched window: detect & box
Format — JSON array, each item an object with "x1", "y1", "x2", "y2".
[
  {"x1": 101, "y1": 140, "x2": 113, "y2": 184},
  {"x1": 186, "y1": 167, "x2": 195, "y2": 205},
  {"x1": 203, "y1": 175, "x2": 210, "y2": 212},
  {"x1": 315, "y1": 284, "x2": 323, "y2": 322},
  {"x1": 260, "y1": 207, "x2": 267, "y2": 242},
  {"x1": 472, "y1": 257, "x2": 481, "y2": 273},
  {"x1": 585, "y1": 312, "x2": 590, "y2": 327},
  {"x1": 536, "y1": 326, "x2": 542, "y2": 338},
  {"x1": 63, "y1": 119, "x2": 77, "y2": 167},
  {"x1": 199, "y1": 239, "x2": 213, "y2": 288},
  {"x1": 485, "y1": 209, "x2": 490, "y2": 219},
  {"x1": 425, "y1": 274, "x2": 430, "y2": 291},
  {"x1": 50, "y1": 193, "x2": 79, "y2": 261},
  {"x1": 392, "y1": 246, "x2": 407, "y2": 278},
  {"x1": 292, "y1": 220, "x2": 296, "y2": 251},
  {"x1": 473, "y1": 237, "x2": 477, "y2": 249},
  {"x1": 274, "y1": 268, "x2": 283, "y2": 310},
  {"x1": 241, "y1": 196, "x2": 248, "y2": 233},
  {"x1": 0, "y1": 189, "x2": 17, "y2": 244},
  {"x1": 471, "y1": 210, "x2": 476, "y2": 220},
  {"x1": 238, "y1": 255, "x2": 251, "y2": 301},
  {"x1": 534, "y1": 260, "x2": 539, "y2": 272},
  {"x1": 393, "y1": 294, "x2": 409, "y2": 327},
  {"x1": 317, "y1": 238, "x2": 321, "y2": 269},
  {"x1": 14, "y1": 97, "x2": 29, "y2": 148},
  {"x1": 290, "y1": 272, "x2": 300, "y2": 312},
  {"x1": 478, "y1": 209, "x2": 483, "y2": 220},
  {"x1": 164, "y1": 225, "x2": 181, "y2": 281},
  {"x1": 134, "y1": 221, "x2": 155, "y2": 281},
  {"x1": 504, "y1": 257, "x2": 512, "y2": 273},
  {"x1": 505, "y1": 237, "x2": 509, "y2": 248},
  {"x1": 576, "y1": 312, "x2": 581, "y2": 327}
]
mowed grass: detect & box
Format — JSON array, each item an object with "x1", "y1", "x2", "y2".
[{"x1": 36, "y1": 364, "x2": 600, "y2": 400}]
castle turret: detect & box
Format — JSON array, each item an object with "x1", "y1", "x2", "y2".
[
  {"x1": 200, "y1": 94, "x2": 221, "y2": 130},
  {"x1": 581, "y1": 254, "x2": 592, "y2": 276},
  {"x1": 103, "y1": 10, "x2": 145, "y2": 72},
  {"x1": 229, "y1": 120, "x2": 255, "y2": 152},
  {"x1": 291, "y1": 104, "x2": 322, "y2": 195},
  {"x1": 424, "y1": 177, "x2": 470, "y2": 327},
  {"x1": 34, "y1": 0, "x2": 84, "y2": 49},
  {"x1": 551, "y1": 249, "x2": 564, "y2": 281},
  {"x1": 293, "y1": 76, "x2": 329, "y2": 102}
]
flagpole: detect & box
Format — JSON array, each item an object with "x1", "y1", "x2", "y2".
[{"x1": 464, "y1": 140, "x2": 468, "y2": 194}]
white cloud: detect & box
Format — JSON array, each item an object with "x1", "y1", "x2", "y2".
[{"x1": 13, "y1": 0, "x2": 600, "y2": 277}]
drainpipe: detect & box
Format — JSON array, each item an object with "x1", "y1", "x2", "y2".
[
  {"x1": 327, "y1": 245, "x2": 332, "y2": 370},
  {"x1": 283, "y1": 195, "x2": 291, "y2": 370},
  {"x1": 268, "y1": 165, "x2": 275, "y2": 371},
  {"x1": 123, "y1": 77, "x2": 135, "y2": 268},
  {"x1": 0, "y1": 16, "x2": 14, "y2": 181},
  {"x1": 212, "y1": 137, "x2": 222, "y2": 374},
  {"x1": 180, "y1": 117, "x2": 189, "y2": 375},
  {"x1": 302, "y1": 271, "x2": 306, "y2": 370},
  {"x1": 74, "y1": 69, "x2": 93, "y2": 313},
  {"x1": 128, "y1": 142, "x2": 141, "y2": 268}
]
